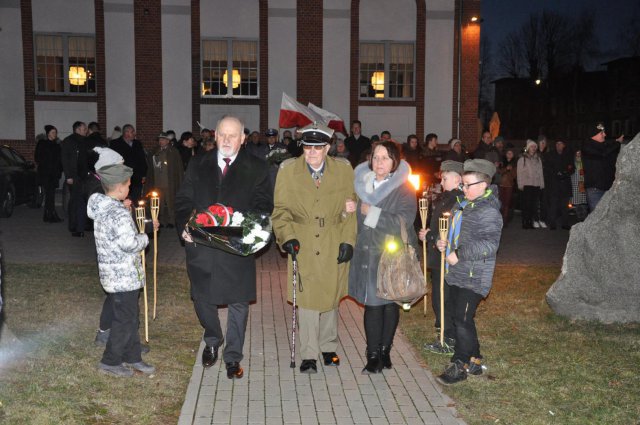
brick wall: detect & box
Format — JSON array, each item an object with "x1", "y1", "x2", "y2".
[
  {"x1": 297, "y1": 0, "x2": 323, "y2": 107},
  {"x1": 259, "y1": 0, "x2": 268, "y2": 134},
  {"x1": 452, "y1": 0, "x2": 481, "y2": 150},
  {"x1": 19, "y1": 0, "x2": 35, "y2": 158},
  {"x1": 95, "y1": 0, "x2": 107, "y2": 131},
  {"x1": 134, "y1": 2, "x2": 163, "y2": 149},
  {"x1": 190, "y1": 0, "x2": 200, "y2": 135}
]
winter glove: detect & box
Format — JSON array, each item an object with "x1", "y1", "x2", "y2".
[
  {"x1": 282, "y1": 239, "x2": 300, "y2": 256},
  {"x1": 337, "y1": 243, "x2": 354, "y2": 264}
]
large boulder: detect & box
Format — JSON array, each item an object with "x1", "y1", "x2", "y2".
[{"x1": 546, "y1": 135, "x2": 640, "y2": 324}]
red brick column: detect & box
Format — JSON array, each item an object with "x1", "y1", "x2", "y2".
[
  {"x1": 95, "y1": 0, "x2": 107, "y2": 130},
  {"x1": 297, "y1": 0, "x2": 323, "y2": 107},
  {"x1": 452, "y1": 0, "x2": 481, "y2": 149},
  {"x1": 190, "y1": 0, "x2": 200, "y2": 134},
  {"x1": 259, "y1": 0, "x2": 268, "y2": 133},
  {"x1": 134, "y1": 2, "x2": 163, "y2": 148},
  {"x1": 415, "y1": 0, "x2": 426, "y2": 140},
  {"x1": 20, "y1": 0, "x2": 35, "y2": 148},
  {"x1": 349, "y1": 0, "x2": 360, "y2": 125}
]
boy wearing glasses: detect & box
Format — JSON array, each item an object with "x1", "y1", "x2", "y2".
[{"x1": 434, "y1": 159, "x2": 503, "y2": 385}]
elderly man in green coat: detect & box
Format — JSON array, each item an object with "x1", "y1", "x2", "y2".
[{"x1": 272, "y1": 122, "x2": 357, "y2": 374}]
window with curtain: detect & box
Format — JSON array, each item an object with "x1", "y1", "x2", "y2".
[
  {"x1": 35, "y1": 34, "x2": 96, "y2": 94},
  {"x1": 202, "y1": 39, "x2": 258, "y2": 98},
  {"x1": 360, "y1": 42, "x2": 414, "y2": 100}
]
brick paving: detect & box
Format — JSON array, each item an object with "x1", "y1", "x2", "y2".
[{"x1": 1, "y1": 201, "x2": 571, "y2": 425}]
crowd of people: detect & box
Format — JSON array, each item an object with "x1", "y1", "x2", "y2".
[{"x1": 32, "y1": 116, "x2": 622, "y2": 385}]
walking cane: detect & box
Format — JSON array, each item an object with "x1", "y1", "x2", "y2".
[
  {"x1": 438, "y1": 212, "x2": 450, "y2": 347},
  {"x1": 150, "y1": 192, "x2": 160, "y2": 320},
  {"x1": 135, "y1": 201, "x2": 149, "y2": 343},
  {"x1": 290, "y1": 246, "x2": 300, "y2": 368},
  {"x1": 419, "y1": 197, "x2": 429, "y2": 316}
]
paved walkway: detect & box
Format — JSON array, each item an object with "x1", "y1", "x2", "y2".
[{"x1": 0, "y1": 201, "x2": 571, "y2": 425}]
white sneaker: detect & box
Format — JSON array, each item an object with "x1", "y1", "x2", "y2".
[
  {"x1": 539, "y1": 221, "x2": 547, "y2": 228},
  {"x1": 533, "y1": 221, "x2": 540, "y2": 228}
]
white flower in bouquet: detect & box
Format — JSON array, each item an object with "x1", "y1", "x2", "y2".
[
  {"x1": 231, "y1": 211, "x2": 244, "y2": 227},
  {"x1": 242, "y1": 233, "x2": 256, "y2": 244}
]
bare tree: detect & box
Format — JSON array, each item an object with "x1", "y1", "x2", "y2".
[
  {"x1": 568, "y1": 10, "x2": 599, "y2": 70},
  {"x1": 478, "y1": 35, "x2": 494, "y2": 126},
  {"x1": 498, "y1": 32, "x2": 522, "y2": 77},
  {"x1": 617, "y1": 4, "x2": 640, "y2": 56}
]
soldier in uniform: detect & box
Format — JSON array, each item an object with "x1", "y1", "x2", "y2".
[{"x1": 272, "y1": 123, "x2": 357, "y2": 374}]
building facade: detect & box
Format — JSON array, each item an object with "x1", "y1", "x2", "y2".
[{"x1": 0, "y1": 0, "x2": 481, "y2": 158}]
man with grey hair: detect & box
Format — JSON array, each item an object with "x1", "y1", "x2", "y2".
[
  {"x1": 109, "y1": 124, "x2": 148, "y2": 203},
  {"x1": 175, "y1": 115, "x2": 273, "y2": 380}
]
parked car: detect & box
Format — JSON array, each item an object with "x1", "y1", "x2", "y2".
[{"x1": 0, "y1": 145, "x2": 43, "y2": 217}]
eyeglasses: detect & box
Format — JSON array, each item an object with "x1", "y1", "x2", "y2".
[
  {"x1": 460, "y1": 181, "x2": 484, "y2": 190},
  {"x1": 303, "y1": 145, "x2": 326, "y2": 151}
]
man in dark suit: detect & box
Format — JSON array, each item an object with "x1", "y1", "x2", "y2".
[
  {"x1": 61, "y1": 121, "x2": 89, "y2": 237},
  {"x1": 175, "y1": 115, "x2": 273, "y2": 380},
  {"x1": 344, "y1": 120, "x2": 371, "y2": 167},
  {"x1": 109, "y1": 124, "x2": 148, "y2": 202}
]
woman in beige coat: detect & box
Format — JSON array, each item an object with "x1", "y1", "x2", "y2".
[{"x1": 517, "y1": 140, "x2": 544, "y2": 229}]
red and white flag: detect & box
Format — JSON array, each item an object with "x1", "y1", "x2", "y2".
[
  {"x1": 279, "y1": 93, "x2": 323, "y2": 129},
  {"x1": 307, "y1": 103, "x2": 347, "y2": 135}
]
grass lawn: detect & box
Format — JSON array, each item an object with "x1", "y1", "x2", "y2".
[
  {"x1": 0, "y1": 263, "x2": 201, "y2": 425},
  {"x1": 401, "y1": 264, "x2": 640, "y2": 425}
]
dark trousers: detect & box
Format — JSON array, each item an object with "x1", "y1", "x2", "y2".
[
  {"x1": 549, "y1": 190, "x2": 570, "y2": 228},
  {"x1": 193, "y1": 299, "x2": 249, "y2": 363},
  {"x1": 99, "y1": 294, "x2": 113, "y2": 331},
  {"x1": 521, "y1": 186, "x2": 541, "y2": 225},
  {"x1": 430, "y1": 267, "x2": 454, "y2": 339},
  {"x1": 449, "y1": 285, "x2": 484, "y2": 364},
  {"x1": 67, "y1": 182, "x2": 86, "y2": 232},
  {"x1": 363, "y1": 303, "x2": 399, "y2": 352},
  {"x1": 43, "y1": 178, "x2": 57, "y2": 213},
  {"x1": 101, "y1": 290, "x2": 142, "y2": 366}
]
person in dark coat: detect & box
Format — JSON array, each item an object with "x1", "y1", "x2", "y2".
[
  {"x1": 146, "y1": 132, "x2": 184, "y2": 227},
  {"x1": 35, "y1": 125, "x2": 63, "y2": 223},
  {"x1": 175, "y1": 116, "x2": 273, "y2": 380},
  {"x1": 347, "y1": 141, "x2": 418, "y2": 374},
  {"x1": 418, "y1": 160, "x2": 464, "y2": 355},
  {"x1": 176, "y1": 131, "x2": 200, "y2": 170},
  {"x1": 61, "y1": 121, "x2": 89, "y2": 236},
  {"x1": 344, "y1": 120, "x2": 371, "y2": 167},
  {"x1": 444, "y1": 138, "x2": 467, "y2": 163},
  {"x1": 109, "y1": 124, "x2": 148, "y2": 202},
  {"x1": 546, "y1": 140, "x2": 574, "y2": 230},
  {"x1": 581, "y1": 123, "x2": 621, "y2": 212}
]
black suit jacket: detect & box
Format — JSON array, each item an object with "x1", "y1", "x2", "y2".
[
  {"x1": 109, "y1": 137, "x2": 148, "y2": 186},
  {"x1": 175, "y1": 149, "x2": 273, "y2": 304}
]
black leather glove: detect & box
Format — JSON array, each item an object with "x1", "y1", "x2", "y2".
[
  {"x1": 337, "y1": 243, "x2": 353, "y2": 264},
  {"x1": 282, "y1": 239, "x2": 300, "y2": 256}
]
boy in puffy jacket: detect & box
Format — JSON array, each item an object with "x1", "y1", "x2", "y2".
[
  {"x1": 435, "y1": 159, "x2": 503, "y2": 385},
  {"x1": 87, "y1": 163, "x2": 157, "y2": 377}
]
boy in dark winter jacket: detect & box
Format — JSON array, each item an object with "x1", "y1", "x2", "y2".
[
  {"x1": 418, "y1": 160, "x2": 464, "y2": 354},
  {"x1": 434, "y1": 159, "x2": 503, "y2": 385}
]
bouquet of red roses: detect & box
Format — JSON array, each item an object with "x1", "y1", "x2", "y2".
[{"x1": 187, "y1": 203, "x2": 271, "y2": 256}]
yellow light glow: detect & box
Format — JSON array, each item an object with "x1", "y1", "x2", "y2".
[
  {"x1": 371, "y1": 71, "x2": 384, "y2": 91},
  {"x1": 223, "y1": 69, "x2": 241, "y2": 89},
  {"x1": 408, "y1": 174, "x2": 421, "y2": 191},
  {"x1": 470, "y1": 16, "x2": 479, "y2": 22},
  {"x1": 138, "y1": 200, "x2": 145, "y2": 207},
  {"x1": 151, "y1": 191, "x2": 158, "y2": 197},
  {"x1": 386, "y1": 240, "x2": 399, "y2": 253},
  {"x1": 535, "y1": 79, "x2": 542, "y2": 85},
  {"x1": 69, "y1": 66, "x2": 87, "y2": 86}
]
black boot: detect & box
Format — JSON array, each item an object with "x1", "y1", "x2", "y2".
[
  {"x1": 380, "y1": 345, "x2": 392, "y2": 369},
  {"x1": 49, "y1": 210, "x2": 63, "y2": 223},
  {"x1": 361, "y1": 348, "x2": 382, "y2": 375}
]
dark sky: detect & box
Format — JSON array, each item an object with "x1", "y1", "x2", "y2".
[{"x1": 482, "y1": 0, "x2": 638, "y2": 72}]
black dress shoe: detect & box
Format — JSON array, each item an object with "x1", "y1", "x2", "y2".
[
  {"x1": 362, "y1": 348, "x2": 382, "y2": 374},
  {"x1": 202, "y1": 345, "x2": 219, "y2": 368},
  {"x1": 226, "y1": 361, "x2": 244, "y2": 379},
  {"x1": 299, "y1": 359, "x2": 317, "y2": 374},
  {"x1": 322, "y1": 352, "x2": 340, "y2": 366},
  {"x1": 380, "y1": 346, "x2": 392, "y2": 369},
  {"x1": 71, "y1": 231, "x2": 85, "y2": 238}
]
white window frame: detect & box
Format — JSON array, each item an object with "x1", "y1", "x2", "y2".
[
  {"x1": 359, "y1": 41, "x2": 415, "y2": 101},
  {"x1": 201, "y1": 38, "x2": 259, "y2": 99},
  {"x1": 34, "y1": 33, "x2": 96, "y2": 96}
]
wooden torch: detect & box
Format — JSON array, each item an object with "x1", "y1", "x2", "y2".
[
  {"x1": 135, "y1": 201, "x2": 149, "y2": 343},
  {"x1": 438, "y1": 212, "x2": 450, "y2": 346},
  {"x1": 150, "y1": 192, "x2": 159, "y2": 320},
  {"x1": 418, "y1": 196, "x2": 429, "y2": 316}
]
